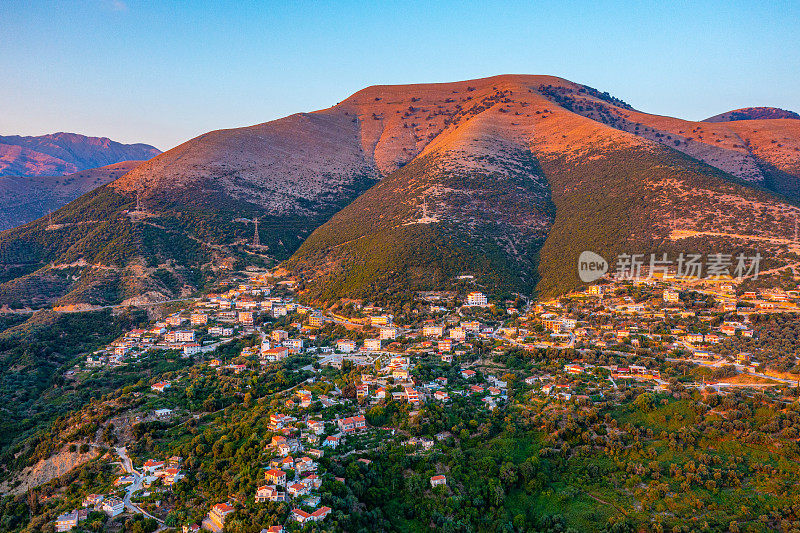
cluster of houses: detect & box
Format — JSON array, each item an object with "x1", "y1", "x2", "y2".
[{"x1": 55, "y1": 494, "x2": 124, "y2": 532}]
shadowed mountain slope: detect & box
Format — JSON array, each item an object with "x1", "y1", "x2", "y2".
[{"x1": 0, "y1": 161, "x2": 144, "y2": 231}]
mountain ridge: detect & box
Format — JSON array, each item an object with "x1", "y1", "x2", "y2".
[
  {"x1": 1, "y1": 75, "x2": 799, "y2": 308},
  {"x1": 0, "y1": 132, "x2": 160, "y2": 178}
]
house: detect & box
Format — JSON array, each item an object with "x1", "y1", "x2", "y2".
[
  {"x1": 405, "y1": 388, "x2": 420, "y2": 404},
  {"x1": 265, "y1": 468, "x2": 287, "y2": 486},
  {"x1": 441, "y1": 353, "x2": 453, "y2": 363},
  {"x1": 466, "y1": 292, "x2": 488, "y2": 306},
  {"x1": 370, "y1": 315, "x2": 393, "y2": 326},
  {"x1": 295, "y1": 456, "x2": 316, "y2": 474},
  {"x1": 309, "y1": 314, "x2": 325, "y2": 327},
  {"x1": 423, "y1": 325, "x2": 445, "y2": 337},
  {"x1": 303, "y1": 473, "x2": 323, "y2": 489},
  {"x1": 663, "y1": 289, "x2": 680, "y2": 303},
  {"x1": 337, "y1": 415, "x2": 366, "y2": 432},
  {"x1": 166, "y1": 315, "x2": 186, "y2": 327},
  {"x1": 288, "y1": 482, "x2": 309, "y2": 497},
  {"x1": 262, "y1": 347, "x2": 289, "y2": 362},
  {"x1": 307, "y1": 420, "x2": 325, "y2": 435},
  {"x1": 311, "y1": 507, "x2": 332, "y2": 522},
  {"x1": 356, "y1": 383, "x2": 369, "y2": 399},
  {"x1": 264, "y1": 527, "x2": 284, "y2": 533},
  {"x1": 379, "y1": 327, "x2": 398, "y2": 340},
  {"x1": 430, "y1": 475, "x2": 447, "y2": 487},
  {"x1": 183, "y1": 343, "x2": 201, "y2": 356},
  {"x1": 434, "y1": 390, "x2": 449, "y2": 401},
  {"x1": 564, "y1": 364, "x2": 583, "y2": 375},
  {"x1": 336, "y1": 339, "x2": 357, "y2": 353},
  {"x1": 190, "y1": 313, "x2": 208, "y2": 325},
  {"x1": 364, "y1": 338, "x2": 382, "y2": 351},
  {"x1": 82, "y1": 494, "x2": 104, "y2": 508},
  {"x1": 461, "y1": 369, "x2": 476, "y2": 379},
  {"x1": 376, "y1": 387, "x2": 386, "y2": 399},
  {"x1": 392, "y1": 368, "x2": 409, "y2": 379},
  {"x1": 256, "y1": 485, "x2": 286, "y2": 502},
  {"x1": 323, "y1": 435, "x2": 340, "y2": 448},
  {"x1": 285, "y1": 338, "x2": 304, "y2": 352},
  {"x1": 292, "y1": 507, "x2": 332, "y2": 523},
  {"x1": 55, "y1": 509, "x2": 89, "y2": 532},
  {"x1": 209, "y1": 503, "x2": 234, "y2": 530},
  {"x1": 143, "y1": 459, "x2": 165, "y2": 473},
  {"x1": 307, "y1": 448, "x2": 324, "y2": 459},
  {"x1": 272, "y1": 329, "x2": 289, "y2": 342},
  {"x1": 161, "y1": 467, "x2": 183, "y2": 485},
  {"x1": 438, "y1": 339, "x2": 453, "y2": 352},
  {"x1": 102, "y1": 497, "x2": 124, "y2": 517},
  {"x1": 449, "y1": 327, "x2": 466, "y2": 341},
  {"x1": 238, "y1": 311, "x2": 254, "y2": 325},
  {"x1": 175, "y1": 330, "x2": 195, "y2": 343}
]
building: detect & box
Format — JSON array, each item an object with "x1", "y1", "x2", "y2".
[
  {"x1": 438, "y1": 339, "x2": 453, "y2": 352},
  {"x1": 663, "y1": 289, "x2": 680, "y2": 303},
  {"x1": 356, "y1": 383, "x2": 369, "y2": 399},
  {"x1": 336, "y1": 339, "x2": 357, "y2": 353},
  {"x1": 183, "y1": 343, "x2": 201, "y2": 356},
  {"x1": 55, "y1": 509, "x2": 89, "y2": 532},
  {"x1": 337, "y1": 415, "x2": 366, "y2": 432},
  {"x1": 364, "y1": 338, "x2": 382, "y2": 351},
  {"x1": 588, "y1": 285, "x2": 604, "y2": 296},
  {"x1": 209, "y1": 503, "x2": 234, "y2": 530},
  {"x1": 423, "y1": 325, "x2": 445, "y2": 337},
  {"x1": 190, "y1": 313, "x2": 208, "y2": 325},
  {"x1": 143, "y1": 459, "x2": 165, "y2": 473},
  {"x1": 151, "y1": 381, "x2": 171, "y2": 393},
  {"x1": 272, "y1": 330, "x2": 289, "y2": 342},
  {"x1": 262, "y1": 347, "x2": 289, "y2": 362},
  {"x1": 256, "y1": 485, "x2": 286, "y2": 503},
  {"x1": 430, "y1": 475, "x2": 447, "y2": 487},
  {"x1": 466, "y1": 292, "x2": 488, "y2": 307},
  {"x1": 378, "y1": 327, "x2": 398, "y2": 340},
  {"x1": 102, "y1": 497, "x2": 124, "y2": 517},
  {"x1": 291, "y1": 507, "x2": 332, "y2": 523},
  {"x1": 309, "y1": 314, "x2": 325, "y2": 327},
  {"x1": 265, "y1": 468, "x2": 287, "y2": 485},
  {"x1": 174, "y1": 330, "x2": 195, "y2": 343},
  {"x1": 370, "y1": 315, "x2": 393, "y2": 326}
]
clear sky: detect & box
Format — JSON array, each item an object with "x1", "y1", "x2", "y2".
[{"x1": 2, "y1": 0, "x2": 799, "y2": 151}]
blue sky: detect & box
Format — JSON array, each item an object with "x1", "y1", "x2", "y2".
[{"x1": 2, "y1": 0, "x2": 798, "y2": 150}]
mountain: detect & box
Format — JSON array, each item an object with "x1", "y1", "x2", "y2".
[
  {"x1": 704, "y1": 106, "x2": 800, "y2": 122},
  {"x1": 0, "y1": 161, "x2": 144, "y2": 231},
  {"x1": 1, "y1": 75, "x2": 799, "y2": 309},
  {"x1": 0, "y1": 132, "x2": 160, "y2": 177},
  {"x1": 287, "y1": 76, "x2": 800, "y2": 301}
]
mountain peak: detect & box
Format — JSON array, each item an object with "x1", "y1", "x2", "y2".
[{"x1": 703, "y1": 106, "x2": 800, "y2": 122}]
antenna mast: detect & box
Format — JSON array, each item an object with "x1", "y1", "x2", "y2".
[{"x1": 253, "y1": 217, "x2": 260, "y2": 246}]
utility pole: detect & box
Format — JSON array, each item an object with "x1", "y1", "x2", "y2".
[
  {"x1": 253, "y1": 217, "x2": 260, "y2": 246},
  {"x1": 48, "y1": 210, "x2": 53, "y2": 228}
]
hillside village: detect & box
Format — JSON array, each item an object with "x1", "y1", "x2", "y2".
[{"x1": 32, "y1": 264, "x2": 800, "y2": 532}]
